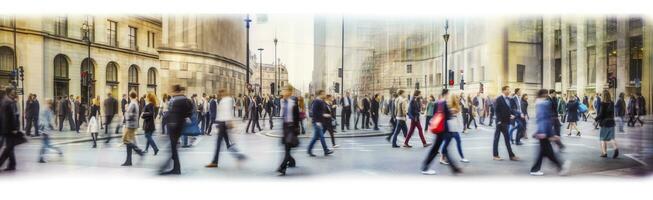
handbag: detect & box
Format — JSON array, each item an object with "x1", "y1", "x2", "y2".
[
  {"x1": 181, "y1": 111, "x2": 202, "y2": 136},
  {"x1": 579, "y1": 103, "x2": 588, "y2": 113},
  {"x1": 7, "y1": 131, "x2": 28, "y2": 146},
  {"x1": 283, "y1": 124, "x2": 300, "y2": 147},
  {"x1": 429, "y1": 101, "x2": 446, "y2": 134}
]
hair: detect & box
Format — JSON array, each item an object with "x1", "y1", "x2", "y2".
[
  {"x1": 537, "y1": 89, "x2": 548, "y2": 98},
  {"x1": 448, "y1": 94, "x2": 460, "y2": 112},
  {"x1": 45, "y1": 98, "x2": 54, "y2": 109},
  {"x1": 619, "y1": 92, "x2": 624, "y2": 99},
  {"x1": 501, "y1": 86, "x2": 510, "y2": 92},
  {"x1": 441, "y1": 88, "x2": 449, "y2": 96},
  {"x1": 146, "y1": 93, "x2": 158, "y2": 106},
  {"x1": 521, "y1": 94, "x2": 528, "y2": 99},
  {"x1": 514, "y1": 88, "x2": 521, "y2": 94},
  {"x1": 298, "y1": 96, "x2": 306, "y2": 112},
  {"x1": 171, "y1": 84, "x2": 185, "y2": 93},
  {"x1": 397, "y1": 90, "x2": 405, "y2": 95},
  {"x1": 602, "y1": 90, "x2": 612, "y2": 102},
  {"x1": 429, "y1": 95, "x2": 435, "y2": 101},
  {"x1": 413, "y1": 90, "x2": 421, "y2": 97},
  {"x1": 92, "y1": 96, "x2": 100, "y2": 106},
  {"x1": 316, "y1": 90, "x2": 325, "y2": 96},
  {"x1": 129, "y1": 91, "x2": 138, "y2": 99},
  {"x1": 218, "y1": 89, "x2": 229, "y2": 98},
  {"x1": 549, "y1": 89, "x2": 556, "y2": 94},
  {"x1": 5, "y1": 87, "x2": 15, "y2": 95}
]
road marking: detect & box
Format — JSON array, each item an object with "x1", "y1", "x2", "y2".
[{"x1": 624, "y1": 154, "x2": 648, "y2": 166}]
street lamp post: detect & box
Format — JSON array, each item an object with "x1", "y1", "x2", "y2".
[
  {"x1": 81, "y1": 21, "x2": 92, "y2": 106},
  {"x1": 442, "y1": 19, "x2": 450, "y2": 89},
  {"x1": 245, "y1": 15, "x2": 252, "y2": 93},
  {"x1": 340, "y1": 16, "x2": 345, "y2": 95},
  {"x1": 274, "y1": 38, "x2": 278, "y2": 96},
  {"x1": 257, "y1": 48, "x2": 264, "y2": 95}
]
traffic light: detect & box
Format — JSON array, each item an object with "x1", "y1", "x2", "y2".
[
  {"x1": 415, "y1": 82, "x2": 420, "y2": 90},
  {"x1": 338, "y1": 68, "x2": 343, "y2": 78},
  {"x1": 334, "y1": 82, "x2": 340, "y2": 93},
  {"x1": 448, "y1": 70, "x2": 454, "y2": 86}
]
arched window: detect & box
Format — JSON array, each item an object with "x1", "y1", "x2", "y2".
[
  {"x1": 129, "y1": 65, "x2": 139, "y2": 84},
  {"x1": 81, "y1": 58, "x2": 96, "y2": 104},
  {"x1": 147, "y1": 68, "x2": 156, "y2": 85},
  {"x1": 53, "y1": 54, "x2": 70, "y2": 97},
  {"x1": 128, "y1": 65, "x2": 139, "y2": 96},
  {"x1": 106, "y1": 62, "x2": 118, "y2": 83}
]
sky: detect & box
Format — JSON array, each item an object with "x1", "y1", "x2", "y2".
[{"x1": 250, "y1": 14, "x2": 315, "y2": 94}]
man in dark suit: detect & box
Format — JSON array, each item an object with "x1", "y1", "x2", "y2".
[
  {"x1": 493, "y1": 86, "x2": 519, "y2": 161},
  {"x1": 58, "y1": 96, "x2": 74, "y2": 131},
  {"x1": 245, "y1": 94, "x2": 262, "y2": 133},
  {"x1": 371, "y1": 94, "x2": 380, "y2": 130},
  {"x1": 340, "y1": 92, "x2": 352, "y2": 131},
  {"x1": 362, "y1": 95, "x2": 371, "y2": 129},
  {"x1": 277, "y1": 86, "x2": 300, "y2": 176},
  {"x1": 103, "y1": 93, "x2": 119, "y2": 143},
  {"x1": 25, "y1": 94, "x2": 40, "y2": 136},
  {"x1": 0, "y1": 87, "x2": 21, "y2": 171},
  {"x1": 509, "y1": 88, "x2": 526, "y2": 145},
  {"x1": 206, "y1": 95, "x2": 217, "y2": 135},
  {"x1": 121, "y1": 94, "x2": 128, "y2": 123}
]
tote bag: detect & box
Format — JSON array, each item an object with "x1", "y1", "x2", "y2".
[
  {"x1": 429, "y1": 101, "x2": 446, "y2": 134},
  {"x1": 579, "y1": 103, "x2": 588, "y2": 113}
]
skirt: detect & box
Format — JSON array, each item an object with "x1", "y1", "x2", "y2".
[
  {"x1": 599, "y1": 127, "x2": 615, "y2": 141},
  {"x1": 122, "y1": 128, "x2": 137, "y2": 144}
]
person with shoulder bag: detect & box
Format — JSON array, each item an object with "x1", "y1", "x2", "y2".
[
  {"x1": 205, "y1": 89, "x2": 246, "y2": 169},
  {"x1": 277, "y1": 86, "x2": 301, "y2": 176},
  {"x1": 0, "y1": 87, "x2": 27, "y2": 171},
  {"x1": 421, "y1": 89, "x2": 462, "y2": 175}
]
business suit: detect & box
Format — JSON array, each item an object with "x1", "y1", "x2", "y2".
[
  {"x1": 362, "y1": 98, "x2": 371, "y2": 129},
  {"x1": 103, "y1": 96, "x2": 119, "y2": 143},
  {"x1": 25, "y1": 98, "x2": 40, "y2": 136},
  {"x1": 340, "y1": 96, "x2": 352, "y2": 131},
  {"x1": 74, "y1": 100, "x2": 87, "y2": 133},
  {"x1": 160, "y1": 94, "x2": 194, "y2": 175},
  {"x1": 0, "y1": 96, "x2": 20, "y2": 170},
  {"x1": 245, "y1": 96, "x2": 262, "y2": 133},
  {"x1": 493, "y1": 95, "x2": 516, "y2": 159},
  {"x1": 206, "y1": 98, "x2": 217, "y2": 135},
  {"x1": 277, "y1": 97, "x2": 300, "y2": 175},
  {"x1": 371, "y1": 98, "x2": 380, "y2": 130},
  {"x1": 58, "y1": 98, "x2": 75, "y2": 131}
]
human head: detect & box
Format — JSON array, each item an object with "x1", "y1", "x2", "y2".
[
  {"x1": 428, "y1": 95, "x2": 435, "y2": 102},
  {"x1": 5, "y1": 87, "x2": 16, "y2": 99},
  {"x1": 514, "y1": 88, "x2": 521, "y2": 96},
  {"x1": 413, "y1": 90, "x2": 421, "y2": 97},
  {"x1": 146, "y1": 93, "x2": 158, "y2": 106},
  {"x1": 619, "y1": 92, "x2": 624, "y2": 99},
  {"x1": 129, "y1": 91, "x2": 137, "y2": 100},
  {"x1": 397, "y1": 90, "x2": 405, "y2": 97},
  {"x1": 122, "y1": 94, "x2": 127, "y2": 99},
  {"x1": 501, "y1": 86, "x2": 510, "y2": 96},
  {"x1": 441, "y1": 88, "x2": 449, "y2": 99},
  {"x1": 602, "y1": 90, "x2": 612, "y2": 102},
  {"x1": 170, "y1": 84, "x2": 186, "y2": 95},
  {"x1": 537, "y1": 89, "x2": 549, "y2": 98},
  {"x1": 218, "y1": 89, "x2": 229, "y2": 99},
  {"x1": 282, "y1": 85, "x2": 293, "y2": 98},
  {"x1": 522, "y1": 93, "x2": 528, "y2": 100},
  {"x1": 45, "y1": 98, "x2": 54, "y2": 109},
  {"x1": 316, "y1": 90, "x2": 326, "y2": 99}
]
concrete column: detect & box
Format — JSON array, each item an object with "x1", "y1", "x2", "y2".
[
  {"x1": 642, "y1": 17, "x2": 652, "y2": 113},
  {"x1": 560, "y1": 17, "x2": 570, "y2": 94},
  {"x1": 595, "y1": 16, "x2": 607, "y2": 92},
  {"x1": 576, "y1": 17, "x2": 588, "y2": 97},
  {"x1": 174, "y1": 15, "x2": 184, "y2": 48},
  {"x1": 616, "y1": 16, "x2": 629, "y2": 98},
  {"x1": 542, "y1": 17, "x2": 556, "y2": 89},
  {"x1": 187, "y1": 15, "x2": 197, "y2": 49},
  {"x1": 486, "y1": 17, "x2": 508, "y2": 94}
]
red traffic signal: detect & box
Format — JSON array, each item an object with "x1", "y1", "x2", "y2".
[{"x1": 449, "y1": 79, "x2": 454, "y2": 86}]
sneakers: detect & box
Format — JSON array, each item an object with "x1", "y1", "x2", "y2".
[
  {"x1": 333, "y1": 144, "x2": 340, "y2": 148},
  {"x1": 421, "y1": 169, "x2": 437, "y2": 175},
  {"x1": 493, "y1": 156, "x2": 503, "y2": 161},
  {"x1": 205, "y1": 163, "x2": 218, "y2": 168},
  {"x1": 402, "y1": 144, "x2": 413, "y2": 148},
  {"x1": 460, "y1": 158, "x2": 470, "y2": 163},
  {"x1": 423, "y1": 143, "x2": 432, "y2": 147},
  {"x1": 530, "y1": 171, "x2": 544, "y2": 176},
  {"x1": 439, "y1": 160, "x2": 449, "y2": 165}
]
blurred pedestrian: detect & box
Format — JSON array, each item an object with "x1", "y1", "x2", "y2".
[
  {"x1": 627, "y1": 94, "x2": 637, "y2": 127},
  {"x1": 548, "y1": 90, "x2": 565, "y2": 151},
  {"x1": 371, "y1": 93, "x2": 380, "y2": 130},
  {"x1": 466, "y1": 95, "x2": 478, "y2": 129},
  {"x1": 492, "y1": 86, "x2": 519, "y2": 161},
  {"x1": 635, "y1": 92, "x2": 646, "y2": 126},
  {"x1": 58, "y1": 95, "x2": 74, "y2": 131},
  {"x1": 38, "y1": 99, "x2": 63, "y2": 163},
  {"x1": 440, "y1": 93, "x2": 470, "y2": 164},
  {"x1": 340, "y1": 92, "x2": 352, "y2": 131},
  {"x1": 596, "y1": 90, "x2": 619, "y2": 158},
  {"x1": 205, "y1": 89, "x2": 246, "y2": 168},
  {"x1": 161, "y1": 94, "x2": 170, "y2": 135},
  {"x1": 566, "y1": 96, "x2": 581, "y2": 136},
  {"x1": 405, "y1": 90, "x2": 430, "y2": 148},
  {"x1": 88, "y1": 102, "x2": 100, "y2": 149},
  {"x1": 508, "y1": 88, "x2": 524, "y2": 145},
  {"x1": 385, "y1": 93, "x2": 398, "y2": 142},
  {"x1": 206, "y1": 94, "x2": 217, "y2": 136},
  {"x1": 103, "y1": 93, "x2": 119, "y2": 144},
  {"x1": 421, "y1": 89, "x2": 462, "y2": 175},
  {"x1": 277, "y1": 86, "x2": 300, "y2": 176},
  {"x1": 25, "y1": 94, "x2": 40, "y2": 137},
  {"x1": 0, "y1": 87, "x2": 25, "y2": 171},
  {"x1": 530, "y1": 89, "x2": 570, "y2": 176},
  {"x1": 307, "y1": 90, "x2": 334, "y2": 157},
  {"x1": 74, "y1": 96, "x2": 87, "y2": 133},
  {"x1": 324, "y1": 94, "x2": 338, "y2": 148},
  {"x1": 424, "y1": 95, "x2": 436, "y2": 132},
  {"x1": 245, "y1": 94, "x2": 262, "y2": 133},
  {"x1": 142, "y1": 93, "x2": 159, "y2": 155},
  {"x1": 615, "y1": 93, "x2": 626, "y2": 132},
  {"x1": 390, "y1": 90, "x2": 408, "y2": 148},
  {"x1": 474, "y1": 92, "x2": 485, "y2": 125},
  {"x1": 121, "y1": 91, "x2": 145, "y2": 166},
  {"x1": 487, "y1": 95, "x2": 495, "y2": 126},
  {"x1": 160, "y1": 85, "x2": 193, "y2": 175},
  {"x1": 298, "y1": 96, "x2": 307, "y2": 134}
]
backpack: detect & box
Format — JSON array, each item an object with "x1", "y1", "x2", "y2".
[{"x1": 429, "y1": 101, "x2": 446, "y2": 134}]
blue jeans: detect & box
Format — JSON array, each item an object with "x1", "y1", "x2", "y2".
[
  {"x1": 442, "y1": 132, "x2": 464, "y2": 158},
  {"x1": 39, "y1": 133, "x2": 62, "y2": 161},
  {"x1": 144, "y1": 131, "x2": 158, "y2": 152},
  {"x1": 509, "y1": 119, "x2": 522, "y2": 142},
  {"x1": 391, "y1": 120, "x2": 408, "y2": 146},
  {"x1": 307, "y1": 122, "x2": 329, "y2": 154}
]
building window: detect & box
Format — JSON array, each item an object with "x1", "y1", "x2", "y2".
[
  {"x1": 554, "y1": 29, "x2": 561, "y2": 49},
  {"x1": 107, "y1": 20, "x2": 117, "y2": 47},
  {"x1": 586, "y1": 19, "x2": 596, "y2": 44},
  {"x1": 568, "y1": 24, "x2": 577, "y2": 45},
  {"x1": 606, "y1": 41, "x2": 617, "y2": 80},
  {"x1": 147, "y1": 68, "x2": 157, "y2": 85},
  {"x1": 435, "y1": 73, "x2": 442, "y2": 86},
  {"x1": 516, "y1": 64, "x2": 525, "y2": 83},
  {"x1": 129, "y1": 26, "x2": 138, "y2": 50},
  {"x1": 83, "y1": 15, "x2": 95, "y2": 42},
  {"x1": 480, "y1": 66, "x2": 486, "y2": 81},
  {"x1": 406, "y1": 64, "x2": 412, "y2": 73},
  {"x1": 628, "y1": 17, "x2": 643, "y2": 31},
  {"x1": 128, "y1": 65, "x2": 139, "y2": 95},
  {"x1": 470, "y1": 68, "x2": 475, "y2": 82},
  {"x1": 606, "y1": 17, "x2": 618, "y2": 36},
  {"x1": 587, "y1": 47, "x2": 596, "y2": 84},
  {"x1": 53, "y1": 54, "x2": 70, "y2": 97},
  {"x1": 569, "y1": 50, "x2": 577, "y2": 87},
  {"x1": 629, "y1": 36, "x2": 643, "y2": 84},
  {"x1": 54, "y1": 16, "x2": 67, "y2": 37},
  {"x1": 105, "y1": 64, "x2": 119, "y2": 86},
  {"x1": 0, "y1": 15, "x2": 14, "y2": 27},
  {"x1": 147, "y1": 31, "x2": 156, "y2": 48},
  {"x1": 407, "y1": 78, "x2": 412, "y2": 88},
  {"x1": 554, "y1": 59, "x2": 562, "y2": 83},
  {"x1": 429, "y1": 74, "x2": 433, "y2": 85},
  {"x1": 0, "y1": 46, "x2": 14, "y2": 72}
]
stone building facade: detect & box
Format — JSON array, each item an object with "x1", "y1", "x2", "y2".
[
  {"x1": 251, "y1": 61, "x2": 289, "y2": 96},
  {"x1": 0, "y1": 14, "x2": 248, "y2": 107}
]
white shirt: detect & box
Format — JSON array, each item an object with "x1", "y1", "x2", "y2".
[
  {"x1": 216, "y1": 96, "x2": 234, "y2": 122},
  {"x1": 343, "y1": 96, "x2": 350, "y2": 107},
  {"x1": 476, "y1": 96, "x2": 484, "y2": 108},
  {"x1": 282, "y1": 98, "x2": 296, "y2": 123}
]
